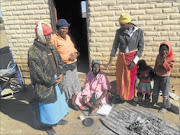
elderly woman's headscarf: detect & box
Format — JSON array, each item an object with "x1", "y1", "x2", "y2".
[
  {"x1": 119, "y1": 13, "x2": 132, "y2": 24},
  {"x1": 91, "y1": 60, "x2": 100, "y2": 71},
  {"x1": 56, "y1": 19, "x2": 70, "y2": 30},
  {"x1": 35, "y1": 21, "x2": 53, "y2": 44}
]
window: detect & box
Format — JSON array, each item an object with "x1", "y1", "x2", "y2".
[{"x1": 81, "y1": 1, "x2": 86, "y2": 18}]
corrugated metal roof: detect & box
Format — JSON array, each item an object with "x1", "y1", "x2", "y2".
[{"x1": 101, "y1": 103, "x2": 179, "y2": 135}]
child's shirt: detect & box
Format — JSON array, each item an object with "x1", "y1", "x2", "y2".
[
  {"x1": 154, "y1": 41, "x2": 175, "y2": 77},
  {"x1": 137, "y1": 66, "x2": 154, "y2": 83}
]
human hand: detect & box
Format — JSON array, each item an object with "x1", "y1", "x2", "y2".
[
  {"x1": 128, "y1": 61, "x2": 135, "y2": 70},
  {"x1": 163, "y1": 54, "x2": 167, "y2": 63},
  {"x1": 82, "y1": 95, "x2": 87, "y2": 104},
  {"x1": 69, "y1": 53, "x2": 77, "y2": 61},
  {"x1": 104, "y1": 62, "x2": 112, "y2": 69},
  {"x1": 95, "y1": 99, "x2": 101, "y2": 105},
  {"x1": 55, "y1": 74, "x2": 63, "y2": 84}
]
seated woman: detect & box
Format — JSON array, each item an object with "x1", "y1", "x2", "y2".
[{"x1": 75, "y1": 60, "x2": 110, "y2": 114}]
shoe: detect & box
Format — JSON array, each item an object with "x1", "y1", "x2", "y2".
[
  {"x1": 58, "y1": 119, "x2": 68, "y2": 125},
  {"x1": 137, "y1": 99, "x2": 142, "y2": 105},
  {"x1": 46, "y1": 127, "x2": 56, "y2": 135},
  {"x1": 71, "y1": 103, "x2": 80, "y2": 111},
  {"x1": 128, "y1": 100, "x2": 138, "y2": 107},
  {"x1": 150, "y1": 102, "x2": 156, "y2": 108}
]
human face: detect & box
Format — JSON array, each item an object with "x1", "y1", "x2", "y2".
[
  {"x1": 139, "y1": 61, "x2": 147, "y2": 70},
  {"x1": 58, "y1": 26, "x2": 69, "y2": 39},
  {"x1": 92, "y1": 64, "x2": 100, "y2": 75},
  {"x1": 160, "y1": 45, "x2": 169, "y2": 56},
  {"x1": 120, "y1": 23, "x2": 130, "y2": 31},
  {"x1": 44, "y1": 34, "x2": 51, "y2": 45}
]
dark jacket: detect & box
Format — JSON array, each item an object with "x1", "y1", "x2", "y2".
[
  {"x1": 28, "y1": 39, "x2": 66, "y2": 103},
  {"x1": 110, "y1": 24, "x2": 144, "y2": 58}
]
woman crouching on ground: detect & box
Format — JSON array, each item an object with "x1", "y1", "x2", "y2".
[{"x1": 75, "y1": 60, "x2": 110, "y2": 114}]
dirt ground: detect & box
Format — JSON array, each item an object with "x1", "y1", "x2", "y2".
[
  {"x1": 0, "y1": 29, "x2": 180, "y2": 135},
  {"x1": 0, "y1": 77, "x2": 179, "y2": 135}
]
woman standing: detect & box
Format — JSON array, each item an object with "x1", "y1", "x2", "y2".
[
  {"x1": 105, "y1": 13, "x2": 144, "y2": 104},
  {"x1": 28, "y1": 22, "x2": 69, "y2": 135},
  {"x1": 51, "y1": 19, "x2": 81, "y2": 110}
]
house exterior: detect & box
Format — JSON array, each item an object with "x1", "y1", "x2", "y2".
[{"x1": 0, "y1": 0, "x2": 180, "y2": 79}]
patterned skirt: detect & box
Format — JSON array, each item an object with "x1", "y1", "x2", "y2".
[
  {"x1": 63, "y1": 67, "x2": 81, "y2": 100},
  {"x1": 137, "y1": 82, "x2": 153, "y2": 95}
]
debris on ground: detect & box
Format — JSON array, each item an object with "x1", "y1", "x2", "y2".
[{"x1": 101, "y1": 103, "x2": 179, "y2": 135}]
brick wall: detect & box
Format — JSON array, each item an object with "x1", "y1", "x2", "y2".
[
  {"x1": 87, "y1": 0, "x2": 180, "y2": 77},
  {"x1": 1, "y1": 0, "x2": 180, "y2": 78},
  {"x1": 0, "y1": 0, "x2": 51, "y2": 78}
]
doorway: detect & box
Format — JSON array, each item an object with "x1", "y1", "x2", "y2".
[{"x1": 53, "y1": 0, "x2": 89, "y2": 73}]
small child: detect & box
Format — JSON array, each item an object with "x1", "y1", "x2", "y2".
[
  {"x1": 152, "y1": 41, "x2": 175, "y2": 113},
  {"x1": 137, "y1": 59, "x2": 155, "y2": 104}
]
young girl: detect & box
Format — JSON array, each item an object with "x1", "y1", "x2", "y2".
[{"x1": 137, "y1": 59, "x2": 155, "y2": 104}]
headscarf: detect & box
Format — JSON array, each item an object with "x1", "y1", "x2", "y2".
[
  {"x1": 159, "y1": 41, "x2": 175, "y2": 59},
  {"x1": 91, "y1": 59, "x2": 100, "y2": 71},
  {"x1": 56, "y1": 19, "x2": 70, "y2": 29},
  {"x1": 35, "y1": 21, "x2": 53, "y2": 44},
  {"x1": 119, "y1": 13, "x2": 132, "y2": 24}
]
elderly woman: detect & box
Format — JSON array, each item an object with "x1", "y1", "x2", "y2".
[
  {"x1": 75, "y1": 60, "x2": 110, "y2": 114},
  {"x1": 51, "y1": 19, "x2": 81, "y2": 111},
  {"x1": 28, "y1": 22, "x2": 69, "y2": 135}
]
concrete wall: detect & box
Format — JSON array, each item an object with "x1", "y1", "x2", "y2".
[
  {"x1": 86, "y1": 0, "x2": 180, "y2": 77},
  {"x1": 0, "y1": 0, "x2": 51, "y2": 78},
  {"x1": 1, "y1": 0, "x2": 180, "y2": 77}
]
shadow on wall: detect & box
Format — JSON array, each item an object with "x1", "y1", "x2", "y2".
[{"x1": 0, "y1": 17, "x2": 5, "y2": 30}]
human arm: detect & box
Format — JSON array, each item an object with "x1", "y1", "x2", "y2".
[
  {"x1": 95, "y1": 90, "x2": 107, "y2": 105},
  {"x1": 133, "y1": 29, "x2": 144, "y2": 64},
  {"x1": 154, "y1": 54, "x2": 175, "y2": 74},
  {"x1": 105, "y1": 56, "x2": 114, "y2": 68},
  {"x1": 128, "y1": 30, "x2": 144, "y2": 70},
  {"x1": 81, "y1": 72, "x2": 91, "y2": 103},
  {"x1": 162, "y1": 58, "x2": 175, "y2": 71},
  {"x1": 56, "y1": 74, "x2": 63, "y2": 84},
  {"x1": 69, "y1": 52, "x2": 80, "y2": 61},
  {"x1": 137, "y1": 72, "x2": 141, "y2": 79},
  {"x1": 149, "y1": 66, "x2": 155, "y2": 80},
  {"x1": 95, "y1": 73, "x2": 110, "y2": 105}
]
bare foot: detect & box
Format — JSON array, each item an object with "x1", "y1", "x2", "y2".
[{"x1": 91, "y1": 107, "x2": 99, "y2": 114}]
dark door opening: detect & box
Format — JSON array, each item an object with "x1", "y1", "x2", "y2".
[{"x1": 53, "y1": 0, "x2": 89, "y2": 73}]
